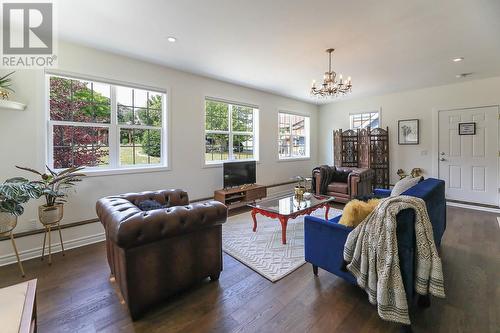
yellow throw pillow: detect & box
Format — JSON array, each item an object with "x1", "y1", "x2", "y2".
[{"x1": 339, "y1": 199, "x2": 381, "y2": 227}]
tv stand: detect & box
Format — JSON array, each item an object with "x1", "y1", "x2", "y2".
[{"x1": 214, "y1": 184, "x2": 267, "y2": 209}]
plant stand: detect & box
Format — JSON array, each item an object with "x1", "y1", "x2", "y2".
[
  {"x1": 0, "y1": 213, "x2": 25, "y2": 277},
  {"x1": 40, "y1": 222, "x2": 65, "y2": 265},
  {"x1": 38, "y1": 204, "x2": 65, "y2": 265}
]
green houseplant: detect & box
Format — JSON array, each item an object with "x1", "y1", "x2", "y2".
[
  {"x1": 0, "y1": 71, "x2": 15, "y2": 100},
  {"x1": 16, "y1": 165, "x2": 86, "y2": 225},
  {"x1": 0, "y1": 177, "x2": 40, "y2": 276},
  {"x1": 0, "y1": 177, "x2": 40, "y2": 216}
]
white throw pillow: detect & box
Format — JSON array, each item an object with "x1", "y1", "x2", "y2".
[{"x1": 391, "y1": 176, "x2": 421, "y2": 196}]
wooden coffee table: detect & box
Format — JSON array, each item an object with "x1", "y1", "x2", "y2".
[{"x1": 248, "y1": 194, "x2": 335, "y2": 244}]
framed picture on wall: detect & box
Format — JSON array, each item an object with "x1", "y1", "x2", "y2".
[
  {"x1": 398, "y1": 119, "x2": 419, "y2": 145},
  {"x1": 458, "y1": 122, "x2": 476, "y2": 135}
]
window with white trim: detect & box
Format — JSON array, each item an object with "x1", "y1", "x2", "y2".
[
  {"x1": 204, "y1": 98, "x2": 258, "y2": 164},
  {"x1": 350, "y1": 111, "x2": 379, "y2": 129},
  {"x1": 47, "y1": 74, "x2": 166, "y2": 170},
  {"x1": 278, "y1": 112, "x2": 310, "y2": 159}
]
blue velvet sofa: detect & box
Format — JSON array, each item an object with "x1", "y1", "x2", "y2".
[{"x1": 304, "y1": 178, "x2": 446, "y2": 308}]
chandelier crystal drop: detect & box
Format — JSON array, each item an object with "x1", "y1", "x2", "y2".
[{"x1": 310, "y1": 48, "x2": 352, "y2": 98}]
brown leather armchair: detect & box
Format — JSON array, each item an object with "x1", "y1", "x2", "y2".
[
  {"x1": 313, "y1": 166, "x2": 374, "y2": 203},
  {"x1": 96, "y1": 189, "x2": 227, "y2": 319}
]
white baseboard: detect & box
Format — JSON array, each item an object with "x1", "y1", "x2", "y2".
[
  {"x1": 0, "y1": 187, "x2": 295, "y2": 268},
  {"x1": 0, "y1": 232, "x2": 105, "y2": 267},
  {"x1": 446, "y1": 201, "x2": 500, "y2": 214}
]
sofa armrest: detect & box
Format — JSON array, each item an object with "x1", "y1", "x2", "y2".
[
  {"x1": 304, "y1": 216, "x2": 353, "y2": 275},
  {"x1": 374, "y1": 188, "x2": 391, "y2": 197},
  {"x1": 313, "y1": 169, "x2": 322, "y2": 195},
  {"x1": 305, "y1": 215, "x2": 352, "y2": 234},
  {"x1": 348, "y1": 168, "x2": 374, "y2": 197},
  {"x1": 97, "y1": 199, "x2": 228, "y2": 249}
]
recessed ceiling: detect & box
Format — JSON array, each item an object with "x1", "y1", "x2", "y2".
[{"x1": 57, "y1": 0, "x2": 500, "y2": 104}]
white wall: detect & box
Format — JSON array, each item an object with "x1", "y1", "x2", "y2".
[
  {"x1": 0, "y1": 41, "x2": 318, "y2": 263},
  {"x1": 319, "y1": 76, "x2": 500, "y2": 185}
]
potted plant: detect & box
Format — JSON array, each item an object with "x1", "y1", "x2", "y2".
[
  {"x1": 16, "y1": 165, "x2": 86, "y2": 225},
  {"x1": 0, "y1": 177, "x2": 40, "y2": 222},
  {"x1": 0, "y1": 71, "x2": 15, "y2": 100},
  {"x1": 0, "y1": 177, "x2": 41, "y2": 276}
]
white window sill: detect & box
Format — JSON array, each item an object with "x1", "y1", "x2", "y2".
[
  {"x1": 203, "y1": 159, "x2": 260, "y2": 168},
  {"x1": 277, "y1": 157, "x2": 311, "y2": 162},
  {"x1": 82, "y1": 165, "x2": 170, "y2": 177}
]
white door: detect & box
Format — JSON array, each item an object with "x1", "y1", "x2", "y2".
[{"x1": 438, "y1": 106, "x2": 499, "y2": 205}]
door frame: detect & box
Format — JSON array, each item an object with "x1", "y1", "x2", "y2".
[{"x1": 432, "y1": 104, "x2": 500, "y2": 206}]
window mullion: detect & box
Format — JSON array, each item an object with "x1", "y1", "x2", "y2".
[
  {"x1": 228, "y1": 104, "x2": 234, "y2": 160},
  {"x1": 109, "y1": 85, "x2": 119, "y2": 168}
]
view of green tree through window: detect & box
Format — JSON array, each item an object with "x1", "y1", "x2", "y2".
[
  {"x1": 205, "y1": 99, "x2": 258, "y2": 163},
  {"x1": 48, "y1": 75, "x2": 165, "y2": 170},
  {"x1": 278, "y1": 112, "x2": 310, "y2": 159}
]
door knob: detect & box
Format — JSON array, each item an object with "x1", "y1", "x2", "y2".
[
  {"x1": 440, "y1": 152, "x2": 445, "y2": 156},
  {"x1": 440, "y1": 158, "x2": 446, "y2": 161}
]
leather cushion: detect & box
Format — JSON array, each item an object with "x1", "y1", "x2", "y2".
[
  {"x1": 327, "y1": 182, "x2": 348, "y2": 194},
  {"x1": 332, "y1": 168, "x2": 350, "y2": 183}
]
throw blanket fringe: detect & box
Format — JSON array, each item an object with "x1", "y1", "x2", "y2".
[{"x1": 343, "y1": 195, "x2": 445, "y2": 324}]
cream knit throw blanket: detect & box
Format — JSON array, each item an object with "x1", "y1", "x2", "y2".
[{"x1": 343, "y1": 195, "x2": 445, "y2": 324}]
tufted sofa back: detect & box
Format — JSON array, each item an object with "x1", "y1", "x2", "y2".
[{"x1": 96, "y1": 189, "x2": 227, "y2": 249}]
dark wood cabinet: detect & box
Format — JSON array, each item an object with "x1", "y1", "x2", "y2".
[{"x1": 214, "y1": 185, "x2": 267, "y2": 209}]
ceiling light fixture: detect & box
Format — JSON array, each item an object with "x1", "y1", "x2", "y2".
[
  {"x1": 310, "y1": 48, "x2": 352, "y2": 99},
  {"x1": 167, "y1": 36, "x2": 177, "y2": 43},
  {"x1": 452, "y1": 57, "x2": 464, "y2": 62}
]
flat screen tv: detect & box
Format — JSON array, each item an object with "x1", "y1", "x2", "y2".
[{"x1": 223, "y1": 161, "x2": 256, "y2": 188}]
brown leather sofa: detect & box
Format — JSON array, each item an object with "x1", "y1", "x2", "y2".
[
  {"x1": 313, "y1": 166, "x2": 374, "y2": 203},
  {"x1": 96, "y1": 189, "x2": 227, "y2": 319}
]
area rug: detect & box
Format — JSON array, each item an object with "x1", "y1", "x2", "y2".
[{"x1": 222, "y1": 207, "x2": 343, "y2": 282}]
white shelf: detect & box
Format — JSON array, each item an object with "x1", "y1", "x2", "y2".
[{"x1": 0, "y1": 99, "x2": 27, "y2": 111}]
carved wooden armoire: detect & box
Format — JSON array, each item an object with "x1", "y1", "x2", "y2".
[{"x1": 333, "y1": 127, "x2": 390, "y2": 188}]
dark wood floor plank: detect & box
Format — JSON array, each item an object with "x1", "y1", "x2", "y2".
[{"x1": 0, "y1": 205, "x2": 498, "y2": 332}]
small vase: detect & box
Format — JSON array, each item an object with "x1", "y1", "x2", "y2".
[
  {"x1": 38, "y1": 203, "x2": 64, "y2": 225},
  {"x1": 294, "y1": 186, "x2": 306, "y2": 200}
]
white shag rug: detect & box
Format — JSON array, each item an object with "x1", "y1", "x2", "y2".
[{"x1": 222, "y1": 207, "x2": 343, "y2": 282}]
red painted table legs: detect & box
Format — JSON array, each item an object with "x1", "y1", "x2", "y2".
[
  {"x1": 250, "y1": 201, "x2": 331, "y2": 245},
  {"x1": 278, "y1": 216, "x2": 289, "y2": 244},
  {"x1": 251, "y1": 209, "x2": 258, "y2": 232}
]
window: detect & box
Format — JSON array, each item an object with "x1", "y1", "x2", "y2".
[
  {"x1": 204, "y1": 98, "x2": 258, "y2": 164},
  {"x1": 350, "y1": 111, "x2": 380, "y2": 129},
  {"x1": 278, "y1": 112, "x2": 310, "y2": 159},
  {"x1": 48, "y1": 74, "x2": 166, "y2": 171}
]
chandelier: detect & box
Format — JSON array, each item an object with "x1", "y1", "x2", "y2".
[{"x1": 310, "y1": 48, "x2": 352, "y2": 98}]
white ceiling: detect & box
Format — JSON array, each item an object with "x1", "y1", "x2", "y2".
[{"x1": 57, "y1": 0, "x2": 500, "y2": 104}]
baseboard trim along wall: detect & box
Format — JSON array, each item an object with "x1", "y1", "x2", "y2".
[
  {"x1": 446, "y1": 201, "x2": 500, "y2": 213},
  {"x1": 0, "y1": 232, "x2": 105, "y2": 267},
  {"x1": 0, "y1": 181, "x2": 297, "y2": 267}
]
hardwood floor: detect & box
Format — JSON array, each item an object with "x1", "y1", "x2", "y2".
[{"x1": 0, "y1": 206, "x2": 498, "y2": 332}]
